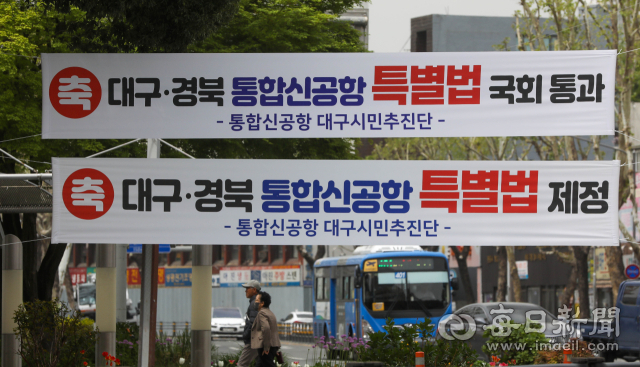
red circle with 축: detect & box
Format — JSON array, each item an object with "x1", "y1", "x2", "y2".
[
  {"x1": 62, "y1": 168, "x2": 114, "y2": 220},
  {"x1": 49, "y1": 67, "x2": 102, "y2": 119}
]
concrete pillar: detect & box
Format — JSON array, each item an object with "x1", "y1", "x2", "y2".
[
  {"x1": 191, "y1": 246, "x2": 212, "y2": 367},
  {"x1": 2, "y1": 234, "x2": 22, "y2": 367},
  {"x1": 96, "y1": 244, "x2": 116, "y2": 366}
]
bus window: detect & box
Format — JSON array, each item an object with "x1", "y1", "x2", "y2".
[
  {"x1": 350, "y1": 277, "x2": 355, "y2": 300},
  {"x1": 316, "y1": 277, "x2": 324, "y2": 300},
  {"x1": 343, "y1": 277, "x2": 351, "y2": 300},
  {"x1": 363, "y1": 268, "x2": 450, "y2": 317},
  {"x1": 336, "y1": 277, "x2": 343, "y2": 301},
  {"x1": 323, "y1": 277, "x2": 330, "y2": 300}
]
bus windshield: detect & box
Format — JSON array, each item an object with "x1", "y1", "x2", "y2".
[{"x1": 363, "y1": 259, "x2": 450, "y2": 317}]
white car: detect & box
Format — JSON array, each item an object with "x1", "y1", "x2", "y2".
[
  {"x1": 211, "y1": 307, "x2": 245, "y2": 339},
  {"x1": 281, "y1": 310, "x2": 313, "y2": 324}
]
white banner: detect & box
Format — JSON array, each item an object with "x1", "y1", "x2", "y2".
[
  {"x1": 52, "y1": 158, "x2": 619, "y2": 246},
  {"x1": 42, "y1": 51, "x2": 615, "y2": 139}
]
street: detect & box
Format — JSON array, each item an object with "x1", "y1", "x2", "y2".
[{"x1": 212, "y1": 338, "x2": 317, "y2": 364}]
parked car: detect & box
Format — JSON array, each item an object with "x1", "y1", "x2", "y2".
[
  {"x1": 281, "y1": 310, "x2": 313, "y2": 324},
  {"x1": 76, "y1": 282, "x2": 97, "y2": 320},
  {"x1": 579, "y1": 280, "x2": 640, "y2": 362},
  {"x1": 211, "y1": 307, "x2": 245, "y2": 339},
  {"x1": 436, "y1": 302, "x2": 577, "y2": 360}
]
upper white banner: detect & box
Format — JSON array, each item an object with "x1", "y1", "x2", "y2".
[
  {"x1": 52, "y1": 158, "x2": 619, "y2": 246},
  {"x1": 42, "y1": 51, "x2": 615, "y2": 139}
]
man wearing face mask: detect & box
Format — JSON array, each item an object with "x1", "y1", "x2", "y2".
[
  {"x1": 251, "y1": 291, "x2": 281, "y2": 367},
  {"x1": 238, "y1": 280, "x2": 261, "y2": 367}
]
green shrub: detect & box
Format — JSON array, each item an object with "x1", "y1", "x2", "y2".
[
  {"x1": 481, "y1": 320, "x2": 549, "y2": 365},
  {"x1": 357, "y1": 318, "x2": 478, "y2": 367},
  {"x1": 13, "y1": 300, "x2": 97, "y2": 367}
]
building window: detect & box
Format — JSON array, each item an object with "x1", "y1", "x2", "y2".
[
  {"x1": 285, "y1": 246, "x2": 297, "y2": 262},
  {"x1": 75, "y1": 244, "x2": 87, "y2": 267},
  {"x1": 257, "y1": 246, "x2": 269, "y2": 264},
  {"x1": 212, "y1": 245, "x2": 223, "y2": 263},
  {"x1": 241, "y1": 245, "x2": 252, "y2": 265},
  {"x1": 159, "y1": 253, "x2": 168, "y2": 267},
  {"x1": 522, "y1": 35, "x2": 557, "y2": 51},
  {"x1": 416, "y1": 30, "x2": 427, "y2": 52},
  {"x1": 272, "y1": 246, "x2": 283, "y2": 262},
  {"x1": 230, "y1": 246, "x2": 239, "y2": 262}
]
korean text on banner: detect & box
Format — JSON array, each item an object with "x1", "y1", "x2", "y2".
[
  {"x1": 42, "y1": 51, "x2": 615, "y2": 139},
  {"x1": 52, "y1": 158, "x2": 619, "y2": 247}
]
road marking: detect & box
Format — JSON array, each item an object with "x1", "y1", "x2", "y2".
[
  {"x1": 280, "y1": 346, "x2": 292, "y2": 350},
  {"x1": 229, "y1": 347, "x2": 239, "y2": 350}
]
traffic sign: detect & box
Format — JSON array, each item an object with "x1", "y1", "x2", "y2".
[
  {"x1": 127, "y1": 244, "x2": 171, "y2": 253},
  {"x1": 127, "y1": 244, "x2": 142, "y2": 254},
  {"x1": 625, "y1": 264, "x2": 640, "y2": 279}
]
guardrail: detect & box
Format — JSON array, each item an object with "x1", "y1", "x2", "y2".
[
  {"x1": 277, "y1": 322, "x2": 314, "y2": 343},
  {"x1": 156, "y1": 321, "x2": 190, "y2": 336}
]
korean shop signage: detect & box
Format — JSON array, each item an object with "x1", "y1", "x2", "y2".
[
  {"x1": 42, "y1": 51, "x2": 615, "y2": 139},
  {"x1": 52, "y1": 158, "x2": 619, "y2": 246},
  {"x1": 219, "y1": 265, "x2": 301, "y2": 287}
]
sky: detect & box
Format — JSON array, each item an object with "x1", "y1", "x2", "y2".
[{"x1": 367, "y1": 0, "x2": 522, "y2": 53}]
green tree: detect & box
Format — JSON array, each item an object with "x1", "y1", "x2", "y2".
[
  {"x1": 1, "y1": 0, "x2": 366, "y2": 303},
  {"x1": 189, "y1": 0, "x2": 366, "y2": 53}
]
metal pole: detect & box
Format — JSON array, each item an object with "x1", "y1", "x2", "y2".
[
  {"x1": 506, "y1": 253, "x2": 511, "y2": 302},
  {"x1": 191, "y1": 246, "x2": 212, "y2": 367},
  {"x1": 96, "y1": 244, "x2": 116, "y2": 366},
  {"x1": 2, "y1": 234, "x2": 23, "y2": 367},
  {"x1": 116, "y1": 244, "x2": 128, "y2": 322},
  {"x1": 138, "y1": 139, "x2": 161, "y2": 367}
]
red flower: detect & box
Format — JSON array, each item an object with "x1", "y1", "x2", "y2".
[
  {"x1": 116, "y1": 359, "x2": 121, "y2": 366},
  {"x1": 81, "y1": 350, "x2": 86, "y2": 355},
  {"x1": 83, "y1": 362, "x2": 88, "y2": 366},
  {"x1": 102, "y1": 352, "x2": 109, "y2": 358},
  {"x1": 229, "y1": 360, "x2": 236, "y2": 365},
  {"x1": 111, "y1": 356, "x2": 116, "y2": 361}
]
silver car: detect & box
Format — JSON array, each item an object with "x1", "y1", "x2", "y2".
[
  {"x1": 211, "y1": 307, "x2": 245, "y2": 340},
  {"x1": 436, "y1": 302, "x2": 578, "y2": 360}
]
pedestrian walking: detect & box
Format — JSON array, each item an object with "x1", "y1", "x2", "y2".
[
  {"x1": 238, "y1": 280, "x2": 261, "y2": 367},
  {"x1": 251, "y1": 291, "x2": 281, "y2": 367}
]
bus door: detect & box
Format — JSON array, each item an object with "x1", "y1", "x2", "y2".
[
  {"x1": 335, "y1": 266, "x2": 357, "y2": 338},
  {"x1": 314, "y1": 267, "x2": 331, "y2": 337}
]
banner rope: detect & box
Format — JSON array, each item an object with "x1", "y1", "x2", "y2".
[
  {"x1": 0, "y1": 236, "x2": 50, "y2": 247},
  {"x1": 0, "y1": 134, "x2": 41, "y2": 144}
]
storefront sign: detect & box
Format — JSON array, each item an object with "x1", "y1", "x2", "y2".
[
  {"x1": 52, "y1": 158, "x2": 619, "y2": 246},
  {"x1": 219, "y1": 265, "x2": 301, "y2": 287},
  {"x1": 68, "y1": 267, "x2": 87, "y2": 285},
  {"x1": 127, "y1": 267, "x2": 166, "y2": 287},
  {"x1": 165, "y1": 267, "x2": 191, "y2": 287},
  {"x1": 42, "y1": 51, "x2": 615, "y2": 139}
]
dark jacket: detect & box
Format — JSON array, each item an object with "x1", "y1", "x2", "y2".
[{"x1": 243, "y1": 294, "x2": 259, "y2": 344}]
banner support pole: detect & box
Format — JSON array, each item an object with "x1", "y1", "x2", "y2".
[
  {"x1": 191, "y1": 245, "x2": 212, "y2": 367},
  {"x1": 138, "y1": 139, "x2": 161, "y2": 367}
]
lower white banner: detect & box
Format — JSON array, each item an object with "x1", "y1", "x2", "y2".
[{"x1": 52, "y1": 158, "x2": 619, "y2": 246}]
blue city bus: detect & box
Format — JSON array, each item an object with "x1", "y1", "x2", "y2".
[{"x1": 313, "y1": 245, "x2": 457, "y2": 339}]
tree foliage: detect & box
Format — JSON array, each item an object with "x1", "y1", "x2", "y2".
[
  {"x1": 1, "y1": 0, "x2": 366, "y2": 302},
  {"x1": 189, "y1": 0, "x2": 366, "y2": 53}
]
